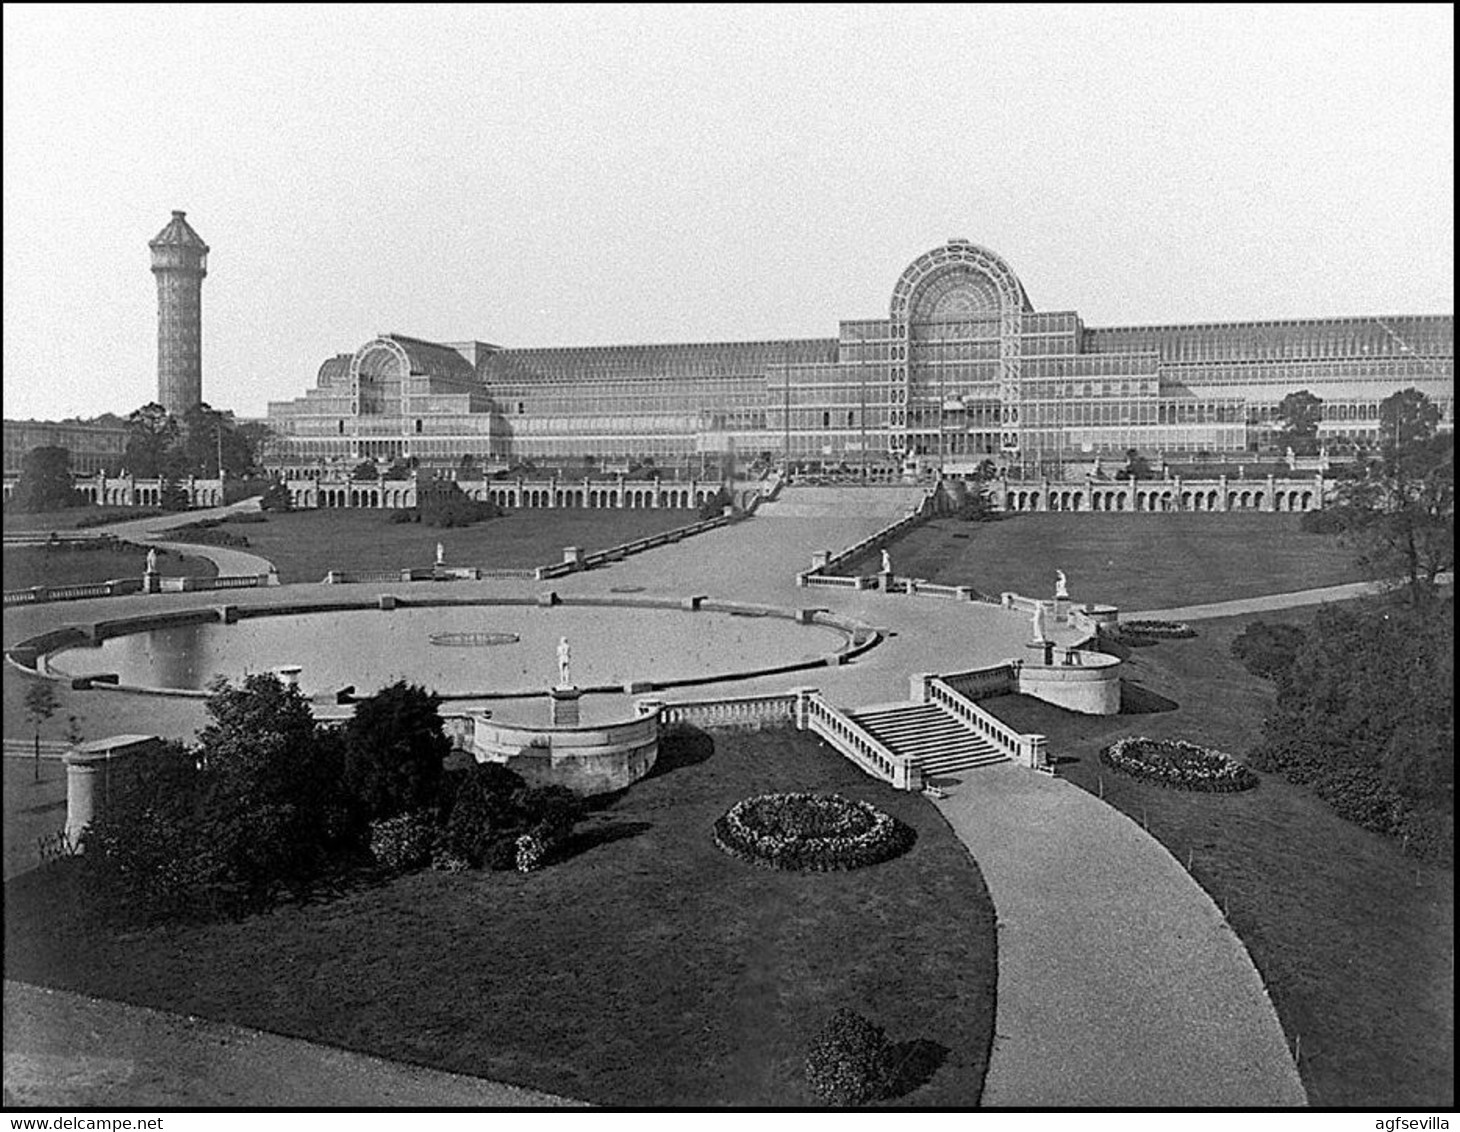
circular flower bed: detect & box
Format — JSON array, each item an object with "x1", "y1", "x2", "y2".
[
  {"x1": 713, "y1": 792, "x2": 914, "y2": 871},
  {"x1": 1100, "y1": 736, "x2": 1258, "y2": 793},
  {"x1": 1119, "y1": 619, "x2": 1197, "y2": 639}
]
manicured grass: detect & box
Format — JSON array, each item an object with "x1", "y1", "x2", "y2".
[
  {"x1": 843, "y1": 513, "x2": 1367, "y2": 610},
  {"x1": 2, "y1": 506, "x2": 162, "y2": 533},
  {"x1": 213, "y1": 508, "x2": 705, "y2": 583},
  {"x1": 980, "y1": 608, "x2": 1453, "y2": 1108},
  {"x1": 3, "y1": 728, "x2": 998, "y2": 1107},
  {"x1": 2, "y1": 543, "x2": 217, "y2": 591}
]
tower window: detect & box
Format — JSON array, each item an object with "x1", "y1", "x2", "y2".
[{"x1": 415, "y1": 419, "x2": 423, "y2": 433}]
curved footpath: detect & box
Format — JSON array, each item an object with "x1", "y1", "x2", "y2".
[
  {"x1": 101, "y1": 497, "x2": 279, "y2": 577},
  {"x1": 1125, "y1": 571, "x2": 1453, "y2": 624},
  {"x1": 935, "y1": 766, "x2": 1304, "y2": 1106},
  {"x1": 4, "y1": 488, "x2": 1309, "y2": 1107}
]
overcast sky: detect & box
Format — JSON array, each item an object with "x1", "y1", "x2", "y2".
[{"x1": 3, "y1": 3, "x2": 1453, "y2": 421}]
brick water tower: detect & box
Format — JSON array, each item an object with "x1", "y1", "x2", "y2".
[{"x1": 149, "y1": 210, "x2": 209, "y2": 415}]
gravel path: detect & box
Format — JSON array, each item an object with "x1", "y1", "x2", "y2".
[
  {"x1": 1125, "y1": 572, "x2": 1452, "y2": 623},
  {"x1": 934, "y1": 765, "x2": 1307, "y2": 1107}
]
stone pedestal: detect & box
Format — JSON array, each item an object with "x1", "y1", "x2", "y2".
[
  {"x1": 142, "y1": 571, "x2": 161, "y2": 594},
  {"x1": 1054, "y1": 596, "x2": 1072, "y2": 623},
  {"x1": 275, "y1": 665, "x2": 302, "y2": 688},
  {"x1": 550, "y1": 686, "x2": 581, "y2": 727},
  {"x1": 63, "y1": 736, "x2": 163, "y2": 848},
  {"x1": 879, "y1": 570, "x2": 894, "y2": 592},
  {"x1": 811, "y1": 550, "x2": 832, "y2": 570},
  {"x1": 1025, "y1": 640, "x2": 1056, "y2": 666},
  {"x1": 634, "y1": 696, "x2": 666, "y2": 719},
  {"x1": 562, "y1": 546, "x2": 584, "y2": 568}
]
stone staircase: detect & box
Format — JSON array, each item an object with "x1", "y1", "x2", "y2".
[{"x1": 850, "y1": 701, "x2": 1010, "y2": 778}]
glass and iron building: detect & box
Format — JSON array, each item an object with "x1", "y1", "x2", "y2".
[{"x1": 265, "y1": 239, "x2": 1453, "y2": 476}]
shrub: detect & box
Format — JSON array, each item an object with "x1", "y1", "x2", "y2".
[
  {"x1": 1299, "y1": 508, "x2": 1352, "y2": 535},
  {"x1": 73, "y1": 508, "x2": 164, "y2": 528},
  {"x1": 368, "y1": 809, "x2": 438, "y2": 872},
  {"x1": 1230, "y1": 620, "x2": 1307, "y2": 682},
  {"x1": 1099, "y1": 737, "x2": 1258, "y2": 793},
  {"x1": 419, "y1": 483, "x2": 499, "y2": 528},
  {"x1": 221, "y1": 511, "x2": 268, "y2": 524},
  {"x1": 388, "y1": 509, "x2": 418, "y2": 524},
  {"x1": 698, "y1": 485, "x2": 732, "y2": 521},
  {"x1": 258, "y1": 482, "x2": 293, "y2": 512},
  {"x1": 804, "y1": 1008, "x2": 895, "y2": 1107},
  {"x1": 78, "y1": 742, "x2": 210, "y2": 917},
  {"x1": 1119, "y1": 619, "x2": 1197, "y2": 639},
  {"x1": 444, "y1": 764, "x2": 581, "y2": 870},
  {"x1": 713, "y1": 793, "x2": 914, "y2": 871}
]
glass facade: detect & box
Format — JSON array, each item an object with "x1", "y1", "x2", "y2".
[{"x1": 265, "y1": 243, "x2": 1454, "y2": 473}]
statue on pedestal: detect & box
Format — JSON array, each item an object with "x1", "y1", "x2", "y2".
[
  {"x1": 557, "y1": 636, "x2": 572, "y2": 687},
  {"x1": 881, "y1": 549, "x2": 892, "y2": 575},
  {"x1": 435, "y1": 542, "x2": 445, "y2": 567},
  {"x1": 1055, "y1": 570, "x2": 1069, "y2": 599},
  {"x1": 145, "y1": 548, "x2": 158, "y2": 575}
]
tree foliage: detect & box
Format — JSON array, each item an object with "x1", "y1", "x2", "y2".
[
  {"x1": 123, "y1": 403, "x2": 180, "y2": 478},
  {"x1": 124, "y1": 401, "x2": 264, "y2": 479},
  {"x1": 1320, "y1": 390, "x2": 1452, "y2": 604},
  {"x1": 1114, "y1": 448, "x2": 1154, "y2": 481},
  {"x1": 418, "y1": 481, "x2": 500, "y2": 527},
  {"x1": 1277, "y1": 390, "x2": 1325, "y2": 455},
  {"x1": 8, "y1": 446, "x2": 83, "y2": 512},
  {"x1": 1248, "y1": 599, "x2": 1453, "y2": 862},
  {"x1": 259, "y1": 480, "x2": 294, "y2": 512},
  {"x1": 444, "y1": 762, "x2": 581, "y2": 870},
  {"x1": 1229, "y1": 620, "x2": 1307, "y2": 683},
  {"x1": 343, "y1": 681, "x2": 449, "y2": 821}
]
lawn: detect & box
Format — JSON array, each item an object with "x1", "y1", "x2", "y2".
[
  {"x1": 191, "y1": 508, "x2": 705, "y2": 583},
  {"x1": 840, "y1": 513, "x2": 1368, "y2": 610},
  {"x1": 3, "y1": 728, "x2": 998, "y2": 1107},
  {"x1": 980, "y1": 607, "x2": 1453, "y2": 1108},
  {"x1": 2, "y1": 542, "x2": 217, "y2": 591},
  {"x1": 2, "y1": 506, "x2": 163, "y2": 533}
]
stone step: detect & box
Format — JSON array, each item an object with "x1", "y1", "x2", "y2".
[{"x1": 851, "y1": 701, "x2": 1012, "y2": 775}]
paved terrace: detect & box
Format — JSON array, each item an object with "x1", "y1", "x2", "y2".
[{"x1": 2, "y1": 485, "x2": 1305, "y2": 1107}]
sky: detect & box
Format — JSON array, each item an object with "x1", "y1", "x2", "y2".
[{"x1": 2, "y1": 3, "x2": 1453, "y2": 422}]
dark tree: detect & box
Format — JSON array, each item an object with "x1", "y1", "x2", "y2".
[
  {"x1": 350, "y1": 460, "x2": 380, "y2": 481},
  {"x1": 123, "y1": 403, "x2": 180, "y2": 478},
  {"x1": 1327, "y1": 390, "x2": 1452, "y2": 603},
  {"x1": 23, "y1": 681, "x2": 59, "y2": 782},
  {"x1": 343, "y1": 681, "x2": 450, "y2": 821},
  {"x1": 180, "y1": 403, "x2": 254, "y2": 478},
  {"x1": 8, "y1": 446, "x2": 82, "y2": 512},
  {"x1": 259, "y1": 480, "x2": 294, "y2": 511},
  {"x1": 196, "y1": 674, "x2": 358, "y2": 900},
  {"x1": 1277, "y1": 390, "x2": 1325, "y2": 455},
  {"x1": 1115, "y1": 449, "x2": 1154, "y2": 481}
]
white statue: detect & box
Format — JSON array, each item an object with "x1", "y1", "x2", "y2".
[
  {"x1": 435, "y1": 542, "x2": 445, "y2": 566},
  {"x1": 1031, "y1": 603, "x2": 1047, "y2": 644},
  {"x1": 1055, "y1": 570, "x2": 1069, "y2": 599},
  {"x1": 557, "y1": 637, "x2": 572, "y2": 687},
  {"x1": 145, "y1": 548, "x2": 158, "y2": 574},
  {"x1": 881, "y1": 549, "x2": 892, "y2": 575}
]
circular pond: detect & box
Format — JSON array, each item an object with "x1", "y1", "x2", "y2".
[{"x1": 48, "y1": 604, "x2": 851, "y2": 698}]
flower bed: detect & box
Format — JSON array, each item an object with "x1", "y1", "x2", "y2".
[
  {"x1": 1119, "y1": 619, "x2": 1197, "y2": 639},
  {"x1": 712, "y1": 792, "x2": 914, "y2": 871},
  {"x1": 1099, "y1": 736, "x2": 1258, "y2": 793}
]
